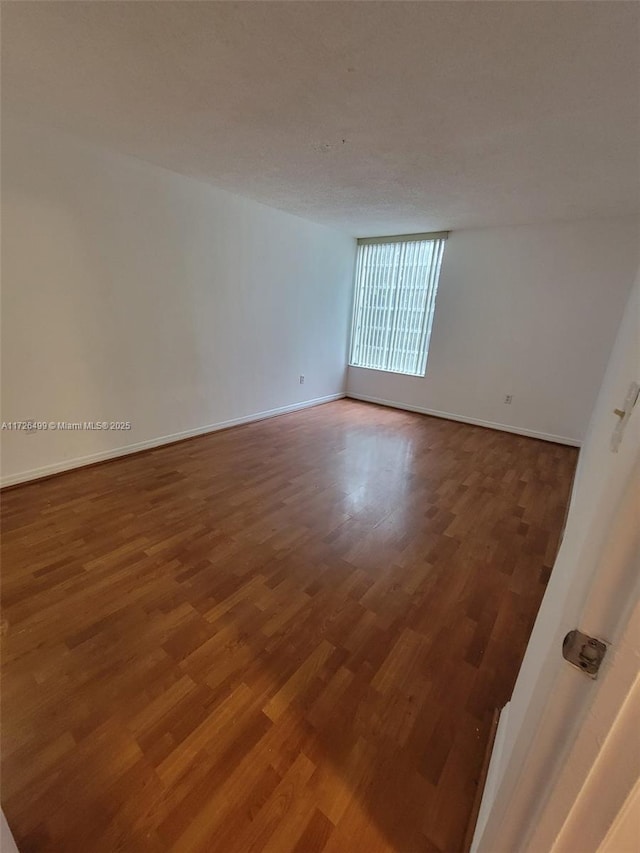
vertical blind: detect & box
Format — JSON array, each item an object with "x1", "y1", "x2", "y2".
[{"x1": 349, "y1": 233, "x2": 447, "y2": 376}]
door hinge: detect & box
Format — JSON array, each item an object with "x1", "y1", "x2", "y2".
[{"x1": 562, "y1": 629, "x2": 607, "y2": 679}]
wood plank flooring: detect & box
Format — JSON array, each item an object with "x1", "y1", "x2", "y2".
[{"x1": 0, "y1": 400, "x2": 578, "y2": 852}]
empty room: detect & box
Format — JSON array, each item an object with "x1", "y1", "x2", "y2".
[{"x1": 1, "y1": 2, "x2": 639, "y2": 852}]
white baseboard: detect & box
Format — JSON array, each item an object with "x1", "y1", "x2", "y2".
[
  {"x1": 471, "y1": 702, "x2": 511, "y2": 853},
  {"x1": 1, "y1": 393, "x2": 345, "y2": 488},
  {"x1": 1, "y1": 811, "x2": 19, "y2": 853},
  {"x1": 346, "y1": 393, "x2": 581, "y2": 447}
]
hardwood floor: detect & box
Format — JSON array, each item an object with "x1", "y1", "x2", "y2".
[{"x1": 0, "y1": 400, "x2": 578, "y2": 853}]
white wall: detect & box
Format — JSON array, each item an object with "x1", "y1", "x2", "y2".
[
  {"x1": 348, "y1": 218, "x2": 639, "y2": 444},
  {"x1": 474, "y1": 264, "x2": 640, "y2": 851},
  {"x1": 1, "y1": 118, "x2": 356, "y2": 485}
]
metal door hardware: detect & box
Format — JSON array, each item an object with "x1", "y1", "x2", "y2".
[
  {"x1": 562, "y1": 629, "x2": 607, "y2": 679},
  {"x1": 611, "y1": 381, "x2": 640, "y2": 452}
]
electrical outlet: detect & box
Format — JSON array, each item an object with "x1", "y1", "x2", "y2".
[
  {"x1": 504, "y1": 394, "x2": 513, "y2": 404},
  {"x1": 299, "y1": 375, "x2": 305, "y2": 385}
]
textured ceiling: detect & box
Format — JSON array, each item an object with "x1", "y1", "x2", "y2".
[{"x1": 3, "y1": 1, "x2": 639, "y2": 236}]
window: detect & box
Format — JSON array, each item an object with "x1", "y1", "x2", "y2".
[{"x1": 349, "y1": 232, "x2": 447, "y2": 376}]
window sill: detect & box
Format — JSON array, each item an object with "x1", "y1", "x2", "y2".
[{"x1": 348, "y1": 364, "x2": 426, "y2": 378}]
